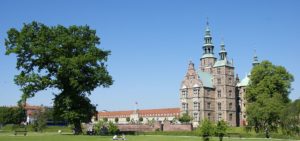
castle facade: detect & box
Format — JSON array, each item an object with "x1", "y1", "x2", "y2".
[{"x1": 180, "y1": 22, "x2": 257, "y2": 127}]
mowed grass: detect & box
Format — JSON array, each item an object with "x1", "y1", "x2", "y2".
[{"x1": 0, "y1": 132, "x2": 298, "y2": 141}]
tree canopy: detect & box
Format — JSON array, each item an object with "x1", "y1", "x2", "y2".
[
  {"x1": 0, "y1": 106, "x2": 26, "y2": 125},
  {"x1": 215, "y1": 120, "x2": 228, "y2": 141},
  {"x1": 245, "y1": 60, "x2": 293, "y2": 133},
  {"x1": 178, "y1": 113, "x2": 192, "y2": 123},
  {"x1": 5, "y1": 21, "x2": 113, "y2": 133},
  {"x1": 197, "y1": 119, "x2": 215, "y2": 141}
]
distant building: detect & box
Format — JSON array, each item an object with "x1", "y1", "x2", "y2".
[
  {"x1": 179, "y1": 22, "x2": 259, "y2": 127},
  {"x1": 24, "y1": 104, "x2": 43, "y2": 124},
  {"x1": 98, "y1": 108, "x2": 180, "y2": 124}
]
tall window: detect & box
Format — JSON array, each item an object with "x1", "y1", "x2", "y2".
[
  {"x1": 208, "y1": 113, "x2": 211, "y2": 120},
  {"x1": 182, "y1": 103, "x2": 188, "y2": 111},
  {"x1": 186, "y1": 103, "x2": 189, "y2": 111},
  {"x1": 207, "y1": 102, "x2": 211, "y2": 109},
  {"x1": 229, "y1": 103, "x2": 233, "y2": 109},
  {"x1": 217, "y1": 68, "x2": 221, "y2": 74},
  {"x1": 228, "y1": 77, "x2": 232, "y2": 84},
  {"x1": 193, "y1": 88, "x2": 199, "y2": 96},
  {"x1": 194, "y1": 102, "x2": 199, "y2": 110},
  {"x1": 218, "y1": 113, "x2": 222, "y2": 121},
  {"x1": 218, "y1": 102, "x2": 221, "y2": 111},
  {"x1": 229, "y1": 90, "x2": 232, "y2": 97},
  {"x1": 194, "y1": 113, "x2": 198, "y2": 121},
  {"x1": 229, "y1": 113, "x2": 233, "y2": 121},
  {"x1": 217, "y1": 78, "x2": 221, "y2": 85},
  {"x1": 217, "y1": 90, "x2": 221, "y2": 98},
  {"x1": 182, "y1": 89, "x2": 187, "y2": 98}
]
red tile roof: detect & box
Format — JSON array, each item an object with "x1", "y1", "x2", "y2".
[{"x1": 98, "y1": 108, "x2": 180, "y2": 118}]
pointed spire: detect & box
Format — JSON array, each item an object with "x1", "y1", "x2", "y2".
[
  {"x1": 220, "y1": 38, "x2": 225, "y2": 51},
  {"x1": 252, "y1": 49, "x2": 259, "y2": 66},
  {"x1": 188, "y1": 60, "x2": 195, "y2": 70},
  {"x1": 219, "y1": 40, "x2": 227, "y2": 60},
  {"x1": 205, "y1": 17, "x2": 211, "y2": 36}
]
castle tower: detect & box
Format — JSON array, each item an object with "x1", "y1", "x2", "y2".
[
  {"x1": 213, "y1": 41, "x2": 236, "y2": 126},
  {"x1": 200, "y1": 21, "x2": 217, "y2": 73}
]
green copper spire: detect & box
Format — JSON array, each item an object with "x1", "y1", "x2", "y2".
[
  {"x1": 202, "y1": 19, "x2": 215, "y2": 58},
  {"x1": 219, "y1": 40, "x2": 227, "y2": 60},
  {"x1": 252, "y1": 50, "x2": 259, "y2": 66}
]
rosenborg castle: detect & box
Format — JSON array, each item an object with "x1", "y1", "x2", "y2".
[{"x1": 97, "y1": 23, "x2": 259, "y2": 127}]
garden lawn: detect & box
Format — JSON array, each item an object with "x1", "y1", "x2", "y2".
[{"x1": 0, "y1": 132, "x2": 298, "y2": 141}]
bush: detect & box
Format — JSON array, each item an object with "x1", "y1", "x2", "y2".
[
  {"x1": 215, "y1": 120, "x2": 228, "y2": 141},
  {"x1": 139, "y1": 117, "x2": 143, "y2": 122},
  {"x1": 126, "y1": 117, "x2": 130, "y2": 122},
  {"x1": 108, "y1": 121, "x2": 119, "y2": 135},
  {"x1": 115, "y1": 117, "x2": 119, "y2": 123},
  {"x1": 178, "y1": 113, "x2": 192, "y2": 123},
  {"x1": 103, "y1": 118, "x2": 108, "y2": 122}
]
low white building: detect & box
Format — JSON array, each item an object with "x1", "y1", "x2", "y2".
[{"x1": 98, "y1": 108, "x2": 180, "y2": 124}]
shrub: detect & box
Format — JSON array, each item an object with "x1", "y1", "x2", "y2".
[
  {"x1": 108, "y1": 121, "x2": 119, "y2": 135},
  {"x1": 126, "y1": 117, "x2": 130, "y2": 122},
  {"x1": 197, "y1": 119, "x2": 215, "y2": 141},
  {"x1": 215, "y1": 120, "x2": 228, "y2": 141},
  {"x1": 178, "y1": 113, "x2": 192, "y2": 123}
]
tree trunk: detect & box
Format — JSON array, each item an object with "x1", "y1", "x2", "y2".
[
  {"x1": 219, "y1": 135, "x2": 223, "y2": 141},
  {"x1": 73, "y1": 120, "x2": 82, "y2": 135}
]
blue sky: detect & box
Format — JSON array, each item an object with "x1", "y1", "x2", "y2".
[{"x1": 0, "y1": 0, "x2": 299, "y2": 111}]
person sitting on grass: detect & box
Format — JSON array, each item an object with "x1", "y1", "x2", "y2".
[
  {"x1": 122, "y1": 133, "x2": 126, "y2": 140},
  {"x1": 113, "y1": 135, "x2": 118, "y2": 140}
]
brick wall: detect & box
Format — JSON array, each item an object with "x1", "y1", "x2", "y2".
[
  {"x1": 117, "y1": 121, "x2": 192, "y2": 132},
  {"x1": 163, "y1": 121, "x2": 193, "y2": 131}
]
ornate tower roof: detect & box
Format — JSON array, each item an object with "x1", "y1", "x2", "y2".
[
  {"x1": 201, "y1": 20, "x2": 216, "y2": 59},
  {"x1": 219, "y1": 40, "x2": 228, "y2": 60},
  {"x1": 213, "y1": 40, "x2": 233, "y2": 67},
  {"x1": 252, "y1": 50, "x2": 259, "y2": 66}
]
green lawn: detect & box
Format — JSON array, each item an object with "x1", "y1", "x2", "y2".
[{"x1": 0, "y1": 132, "x2": 298, "y2": 141}]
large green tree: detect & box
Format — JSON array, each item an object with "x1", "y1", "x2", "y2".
[
  {"x1": 5, "y1": 21, "x2": 113, "y2": 133},
  {"x1": 246, "y1": 61, "x2": 293, "y2": 133}
]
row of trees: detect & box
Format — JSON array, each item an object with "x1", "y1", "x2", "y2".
[{"x1": 0, "y1": 106, "x2": 26, "y2": 125}]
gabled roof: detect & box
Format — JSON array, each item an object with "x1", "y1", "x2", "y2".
[
  {"x1": 197, "y1": 70, "x2": 213, "y2": 88},
  {"x1": 213, "y1": 59, "x2": 233, "y2": 67}
]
